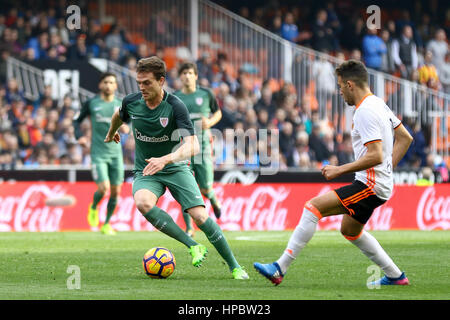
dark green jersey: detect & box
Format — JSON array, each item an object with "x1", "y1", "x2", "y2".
[
  {"x1": 119, "y1": 90, "x2": 195, "y2": 174},
  {"x1": 173, "y1": 86, "x2": 219, "y2": 144},
  {"x1": 73, "y1": 95, "x2": 123, "y2": 159}
]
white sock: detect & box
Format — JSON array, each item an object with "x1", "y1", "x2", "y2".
[
  {"x1": 347, "y1": 231, "x2": 402, "y2": 278},
  {"x1": 276, "y1": 203, "x2": 321, "y2": 274}
]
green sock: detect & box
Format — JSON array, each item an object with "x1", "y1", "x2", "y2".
[
  {"x1": 205, "y1": 190, "x2": 219, "y2": 207},
  {"x1": 144, "y1": 207, "x2": 198, "y2": 248},
  {"x1": 198, "y1": 217, "x2": 239, "y2": 271},
  {"x1": 183, "y1": 211, "x2": 193, "y2": 232},
  {"x1": 105, "y1": 197, "x2": 118, "y2": 224},
  {"x1": 92, "y1": 190, "x2": 103, "y2": 209}
]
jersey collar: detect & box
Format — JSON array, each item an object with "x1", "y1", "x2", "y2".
[{"x1": 355, "y1": 93, "x2": 373, "y2": 110}]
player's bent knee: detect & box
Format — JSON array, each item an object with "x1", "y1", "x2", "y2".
[
  {"x1": 200, "y1": 188, "x2": 212, "y2": 195},
  {"x1": 135, "y1": 201, "x2": 154, "y2": 214},
  {"x1": 340, "y1": 226, "x2": 363, "y2": 240},
  {"x1": 97, "y1": 183, "x2": 110, "y2": 195},
  {"x1": 187, "y1": 206, "x2": 208, "y2": 225},
  {"x1": 110, "y1": 188, "x2": 121, "y2": 198}
]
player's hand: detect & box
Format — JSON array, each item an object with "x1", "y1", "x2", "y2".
[
  {"x1": 104, "y1": 132, "x2": 120, "y2": 144},
  {"x1": 77, "y1": 136, "x2": 88, "y2": 147},
  {"x1": 201, "y1": 117, "x2": 211, "y2": 129},
  {"x1": 321, "y1": 165, "x2": 342, "y2": 181},
  {"x1": 143, "y1": 157, "x2": 167, "y2": 176}
]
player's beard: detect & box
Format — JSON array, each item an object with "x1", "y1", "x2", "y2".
[
  {"x1": 342, "y1": 91, "x2": 354, "y2": 106},
  {"x1": 145, "y1": 90, "x2": 157, "y2": 100},
  {"x1": 144, "y1": 89, "x2": 163, "y2": 106}
]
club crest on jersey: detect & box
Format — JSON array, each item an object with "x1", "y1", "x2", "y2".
[
  {"x1": 160, "y1": 117, "x2": 169, "y2": 127},
  {"x1": 195, "y1": 97, "x2": 203, "y2": 105}
]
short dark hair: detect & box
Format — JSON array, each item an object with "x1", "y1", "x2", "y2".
[
  {"x1": 99, "y1": 72, "x2": 117, "y2": 83},
  {"x1": 178, "y1": 62, "x2": 198, "y2": 76},
  {"x1": 335, "y1": 60, "x2": 368, "y2": 88},
  {"x1": 136, "y1": 56, "x2": 166, "y2": 80}
]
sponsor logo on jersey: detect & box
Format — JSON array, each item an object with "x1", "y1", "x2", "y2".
[
  {"x1": 160, "y1": 117, "x2": 169, "y2": 127},
  {"x1": 189, "y1": 113, "x2": 202, "y2": 120},
  {"x1": 95, "y1": 114, "x2": 112, "y2": 123},
  {"x1": 135, "y1": 128, "x2": 169, "y2": 143}
]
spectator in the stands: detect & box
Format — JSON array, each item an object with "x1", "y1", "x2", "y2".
[
  {"x1": 257, "y1": 109, "x2": 270, "y2": 129},
  {"x1": 105, "y1": 24, "x2": 123, "y2": 52},
  {"x1": 279, "y1": 121, "x2": 296, "y2": 166},
  {"x1": 380, "y1": 29, "x2": 395, "y2": 73},
  {"x1": 426, "y1": 28, "x2": 448, "y2": 72},
  {"x1": 67, "y1": 33, "x2": 88, "y2": 61},
  {"x1": 293, "y1": 130, "x2": 315, "y2": 169},
  {"x1": 85, "y1": 19, "x2": 104, "y2": 58},
  {"x1": 23, "y1": 47, "x2": 36, "y2": 62},
  {"x1": 418, "y1": 50, "x2": 440, "y2": 89},
  {"x1": 58, "y1": 94, "x2": 75, "y2": 121},
  {"x1": 308, "y1": 124, "x2": 331, "y2": 163},
  {"x1": 325, "y1": 1, "x2": 342, "y2": 49},
  {"x1": 362, "y1": 28, "x2": 387, "y2": 70},
  {"x1": 281, "y1": 12, "x2": 299, "y2": 43},
  {"x1": 337, "y1": 132, "x2": 354, "y2": 165},
  {"x1": 311, "y1": 9, "x2": 335, "y2": 52},
  {"x1": 134, "y1": 43, "x2": 150, "y2": 62},
  {"x1": 5, "y1": 78, "x2": 25, "y2": 104},
  {"x1": 312, "y1": 54, "x2": 335, "y2": 110},
  {"x1": 36, "y1": 32, "x2": 50, "y2": 59},
  {"x1": 391, "y1": 25, "x2": 419, "y2": 79},
  {"x1": 108, "y1": 46, "x2": 121, "y2": 64},
  {"x1": 441, "y1": 52, "x2": 450, "y2": 94},
  {"x1": 49, "y1": 32, "x2": 67, "y2": 60},
  {"x1": 196, "y1": 51, "x2": 214, "y2": 84},
  {"x1": 270, "y1": 14, "x2": 282, "y2": 37},
  {"x1": 411, "y1": 122, "x2": 428, "y2": 167},
  {"x1": 124, "y1": 55, "x2": 137, "y2": 72},
  {"x1": 53, "y1": 18, "x2": 70, "y2": 46},
  {"x1": 397, "y1": 118, "x2": 415, "y2": 167},
  {"x1": 350, "y1": 48, "x2": 362, "y2": 61},
  {"x1": 2, "y1": 27, "x2": 22, "y2": 55},
  {"x1": 416, "y1": 14, "x2": 433, "y2": 48},
  {"x1": 253, "y1": 83, "x2": 276, "y2": 119}
]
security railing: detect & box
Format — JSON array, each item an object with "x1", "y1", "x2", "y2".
[
  {"x1": 6, "y1": 56, "x2": 45, "y2": 102},
  {"x1": 6, "y1": 56, "x2": 96, "y2": 106}
]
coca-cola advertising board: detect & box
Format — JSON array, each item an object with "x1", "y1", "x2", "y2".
[{"x1": 0, "y1": 182, "x2": 448, "y2": 232}]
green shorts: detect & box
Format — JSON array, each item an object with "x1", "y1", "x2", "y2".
[
  {"x1": 190, "y1": 143, "x2": 214, "y2": 191},
  {"x1": 132, "y1": 168, "x2": 205, "y2": 213},
  {"x1": 91, "y1": 156, "x2": 124, "y2": 186}
]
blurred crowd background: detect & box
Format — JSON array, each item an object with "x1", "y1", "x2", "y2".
[{"x1": 0, "y1": 0, "x2": 448, "y2": 178}]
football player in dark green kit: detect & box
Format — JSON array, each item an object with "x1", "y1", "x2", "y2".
[
  {"x1": 104, "y1": 56, "x2": 248, "y2": 279},
  {"x1": 174, "y1": 62, "x2": 222, "y2": 237},
  {"x1": 73, "y1": 72, "x2": 127, "y2": 235}
]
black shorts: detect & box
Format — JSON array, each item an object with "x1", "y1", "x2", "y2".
[{"x1": 333, "y1": 180, "x2": 386, "y2": 224}]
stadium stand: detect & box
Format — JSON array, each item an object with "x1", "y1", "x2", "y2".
[{"x1": 0, "y1": 0, "x2": 448, "y2": 177}]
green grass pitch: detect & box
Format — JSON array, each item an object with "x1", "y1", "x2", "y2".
[{"x1": 0, "y1": 230, "x2": 448, "y2": 300}]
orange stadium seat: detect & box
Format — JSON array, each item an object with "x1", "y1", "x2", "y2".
[{"x1": 163, "y1": 47, "x2": 178, "y2": 70}]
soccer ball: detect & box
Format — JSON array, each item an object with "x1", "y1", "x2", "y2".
[{"x1": 143, "y1": 247, "x2": 176, "y2": 279}]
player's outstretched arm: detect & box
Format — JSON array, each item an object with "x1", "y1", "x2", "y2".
[
  {"x1": 143, "y1": 135, "x2": 200, "y2": 176},
  {"x1": 392, "y1": 124, "x2": 413, "y2": 168},
  {"x1": 104, "y1": 109, "x2": 123, "y2": 144},
  {"x1": 322, "y1": 141, "x2": 383, "y2": 180}
]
